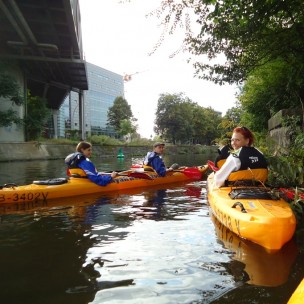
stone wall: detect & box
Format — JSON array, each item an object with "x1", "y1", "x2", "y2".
[
  {"x1": 0, "y1": 142, "x2": 216, "y2": 162},
  {"x1": 268, "y1": 108, "x2": 302, "y2": 149}
]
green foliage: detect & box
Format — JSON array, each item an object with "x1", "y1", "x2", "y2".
[
  {"x1": 217, "y1": 105, "x2": 242, "y2": 141},
  {"x1": 127, "y1": 137, "x2": 154, "y2": 146},
  {"x1": 0, "y1": 73, "x2": 23, "y2": 105},
  {"x1": 155, "y1": 0, "x2": 304, "y2": 85},
  {"x1": 266, "y1": 115, "x2": 304, "y2": 187},
  {"x1": 154, "y1": 92, "x2": 221, "y2": 144},
  {"x1": 239, "y1": 60, "x2": 304, "y2": 132},
  {"x1": 0, "y1": 70, "x2": 24, "y2": 127},
  {"x1": 107, "y1": 96, "x2": 135, "y2": 133},
  {"x1": 0, "y1": 109, "x2": 23, "y2": 127},
  {"x1": 118, "y1": 119, "x2": 137, "y2": 137},
  {"x1": 89, "y1": 135, "x2": 124, "y2": 146},
  {"x1": 24, "y1": 92, "x2": 51, "y2": 140}
]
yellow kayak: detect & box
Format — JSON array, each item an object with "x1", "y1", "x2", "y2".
[
  {"x1": 207, "y1": 172, "x2": 296, "y2": 251},
  {"x1": 211, "y1": 214, "x2": 298, "y2": 286},
  {"x1": 288, "y1": 278, "x2": 304, "y2": 304},
  {"x1": 0, "y1": 166, "x2": 208, "y2": 204}
]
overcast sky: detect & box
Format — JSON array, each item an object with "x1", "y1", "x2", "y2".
[{"x1": 79, "y1": 0, "x2": 238, "y2": 138}]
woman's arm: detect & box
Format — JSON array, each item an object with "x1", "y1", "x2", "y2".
[
  {"x1": 78, "y1": 160, "x2": 113, "y2": 186},
  {"x1": 214, "y1": 155, "x2": 241, "y2": 187}
]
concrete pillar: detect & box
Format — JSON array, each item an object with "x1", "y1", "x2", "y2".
[
  {"x1": 79, "y1": 90, "x2": 85, "y2": 140},
  {"x1": 52, "y1": 109, "x2": 58, "y2": 139}
]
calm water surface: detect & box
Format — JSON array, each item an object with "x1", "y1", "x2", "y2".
[{"x1": 0, "y1": 154, "x2": 303, "y2": 304}]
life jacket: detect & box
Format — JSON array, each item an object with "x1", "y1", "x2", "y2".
[
  {"x1": 65, "y1": 152, "x2": 87, "y2": 177},
  {"x1": 237, "y1": 146, "x2": 268, "y2": 170},
  {"x1": 226, "y1": 147, "x2": 268, "y2": 185}
]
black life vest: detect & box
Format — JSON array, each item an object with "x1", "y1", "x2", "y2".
[
  {"x1": 65, "y1": 152, "x2": 86, "y2": 168},
  {"x1": 237, "y1": 146, "x2": 268, "y2": 170}
]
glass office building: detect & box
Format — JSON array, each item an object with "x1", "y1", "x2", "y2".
[{"x1": 60, "y1": 62, "x2": 124, "y2": 138}]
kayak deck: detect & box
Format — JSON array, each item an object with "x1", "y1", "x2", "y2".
[{"x1": 207, "y1": 173, "x2": 296, "y2": 251}]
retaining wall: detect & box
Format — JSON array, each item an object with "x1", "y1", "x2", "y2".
[{"x1": 0, "y1": 142, "x2": 216, "y2": 162}]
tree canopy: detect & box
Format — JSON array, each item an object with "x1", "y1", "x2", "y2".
[
  {"x1": 154, "y1": 92, "x2": 221, "y2": 144},
  {"x1": 154, "y1": 0, "x2": 304, "y2": 85},
  {"x1": 152, "y1": 0, "x2": 304, "y2": 135},
  {"x1": 107, "y1": 96, "x2": 136, "y2": 135},
  {"x1": 23, "y1": 91, "x2": 51, "y2": 140},
  {"x1": 0, "y1": 69, "x2": 24, "y2": 127}
]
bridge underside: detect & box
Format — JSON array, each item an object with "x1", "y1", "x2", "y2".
[{"x1": 0, "y1": 0, "x2": 88, "y2": 109}]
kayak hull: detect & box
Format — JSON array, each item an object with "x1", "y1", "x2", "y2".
[
  {"x1": 207, "y1": 173, "x2": 296, "y2": 251},
  {"x1": 0, "y1": 166, "x2": 208, "y2": 204}
]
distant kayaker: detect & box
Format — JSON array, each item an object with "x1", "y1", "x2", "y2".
[
  {"x1": 214, "y1": 127, "x2": 268, "y2": 187},
  {"x1": 65, "y1": 141, "x2": 117, "y2": 186},
  {"x1": 143, "y1": 142, "x2": 179, "y2": 177}
]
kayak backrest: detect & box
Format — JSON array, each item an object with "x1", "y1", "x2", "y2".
[
  {"x1": 227, "y1": 168, "x2": 268, "y2": 183},
  {"x1": 68, "y1": 168, "x2": 87, "y2": 178}
]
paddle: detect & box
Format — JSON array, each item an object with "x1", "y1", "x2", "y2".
[
  {"x1": 173, "y1": 167, "x2": 202, "y2": 180},
  {"x1": 207, "y1": 160, "x2": 219, "y2": 172},
  {"x1": 106, "y1": 171, "x2": 153, "y2": 180}
]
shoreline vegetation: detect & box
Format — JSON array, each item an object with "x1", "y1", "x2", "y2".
[{"x1": 0, "y1": 141, "x2": 217, "y2": 162}]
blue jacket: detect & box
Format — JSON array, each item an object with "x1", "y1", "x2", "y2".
[
  {"x1": 143, "y1": 151, "x2": 167, "y2": 177},
  {"x1": 65, "y1": 152, "x2": 113, "y2": 186}
]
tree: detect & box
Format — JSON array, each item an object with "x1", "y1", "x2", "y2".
[
  {"x1": 154, "y1": 92, "x2": 222, "y2": 144},
  {"x1": 23, "y1": 91, "x2": 51, "y2": 140},
  {"x1": 218, "y1": 105, "x2": 242, "y2": 138},
  {"x1": 239, "y1": 59, "x2": 304, "y2": 132},
  {"x1": 154, "y1": 93, "x2": 195, "y2": 144},
  {"x1": 118, "y1": 119, "x2": 137, "y2": 137},
  {"x1": 107, "y1": 96, "x2": 135, "y2": 133},
  {"x1": 0, "y1": 70, "x2": 24, "y2": 127},
  {"x1": 153, "y1": 0, "x2": 304, "y2": 85},
  {"x1": 192, "y1": 105, "x2": 222, "y2": 145}
]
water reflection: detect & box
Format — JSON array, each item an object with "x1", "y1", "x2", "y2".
[{"x1": 211, "y1": 214, "x2": 298, "y2": 287}]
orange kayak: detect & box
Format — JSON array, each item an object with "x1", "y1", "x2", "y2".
[{"x1": 0, "y1": 165, "x2": 208, "y2": 204}]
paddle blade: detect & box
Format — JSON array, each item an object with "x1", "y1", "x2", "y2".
[
  {"x1": 182, "y1": 168, "x2": 202, "y2": 180},
  {"x1": 207, "y1": 160, "x2": 219, "y2": 172}
]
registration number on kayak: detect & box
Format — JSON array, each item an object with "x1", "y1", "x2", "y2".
[{"x1": 0, "y1": 192, "x2": 49, "y2": 203}]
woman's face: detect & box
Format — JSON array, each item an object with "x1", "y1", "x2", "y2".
[
  {"x1": 231, "y1": 131, "x2": 249, "y2": 150},
  {"x1": 81, "y1": 146, "x2": 92, "y2": 158}
]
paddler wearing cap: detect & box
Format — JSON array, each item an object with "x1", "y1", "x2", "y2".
[{"x1": 143, "y1": 142, "x2": 179, "y2": 176}]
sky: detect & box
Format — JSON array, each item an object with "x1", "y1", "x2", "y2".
[{"x1": 79, "y1": 0, "x2": 238, "y2": 138}]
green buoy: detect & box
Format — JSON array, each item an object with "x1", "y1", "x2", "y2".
[{"x1": 117, "y1": 148, "x2": 124, "y2": 158}]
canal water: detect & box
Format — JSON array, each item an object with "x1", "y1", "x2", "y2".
[{"x1": 0, "y1": 153, "x2": 303, "y2": 304}]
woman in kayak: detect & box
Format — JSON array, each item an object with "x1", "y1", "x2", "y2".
[
  {"x1": 214, "y1": 126, "x2": 268, "y2": 187},
  {"x1": 65, "y1": 141, "x2": 117, "y2": 186},
  {"x1": 143, "y1": 142, "x2": 179, "y2": 177}
]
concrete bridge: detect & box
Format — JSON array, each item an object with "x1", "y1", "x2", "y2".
[{"x1": 0, "y1": 0, "x2": 88, "y2": 140}]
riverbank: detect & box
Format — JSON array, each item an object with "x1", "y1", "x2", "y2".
[{"x1": 0, "y1": 142, "x2": 217, "y2": 162}]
